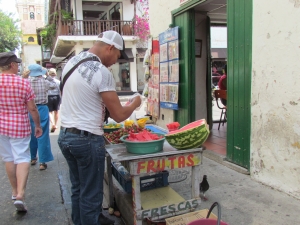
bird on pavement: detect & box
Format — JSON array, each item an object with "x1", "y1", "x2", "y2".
[{"x1": 200, "y1": 175, "x2": 209, "y2": 201}]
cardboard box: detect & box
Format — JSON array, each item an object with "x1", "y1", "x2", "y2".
[{"x1": 165, "y1": 209, "x2": 217, "y2": 225}]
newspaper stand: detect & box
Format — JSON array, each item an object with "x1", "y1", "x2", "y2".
[{"x1": 105, "y1": 142, "x2": 203, "y2": 225}]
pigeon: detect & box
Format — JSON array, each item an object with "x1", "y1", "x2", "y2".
[{"x1": 200, "y1": 175, "x2": 209, "y2": 201}]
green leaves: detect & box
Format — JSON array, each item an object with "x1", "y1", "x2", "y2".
[
  {"x1": 0, "y1": 10, "x2": 22, "y2": 52},
  {"x1": 40, "y1": 24, "x2": 56, "y2": 49}
]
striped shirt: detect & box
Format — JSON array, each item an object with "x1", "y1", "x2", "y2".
[
  {"x1": 28, "y1": 76, "x2": 56, "y2": 104},
  {"x1": 0, "y1": 73, "x2": 35, "y2": 138}
]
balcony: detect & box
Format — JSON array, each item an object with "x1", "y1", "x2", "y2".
[
  {"x1": 51, "y1": 19, "x2": 136, "y2": 62},
  {"x1": 57, "y1": 19, "x2": 134, "y2": 36}
]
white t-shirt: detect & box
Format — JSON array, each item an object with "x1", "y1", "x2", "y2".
[{"x1": 60, "y1": 51, "x2": 116, "y2": 135}]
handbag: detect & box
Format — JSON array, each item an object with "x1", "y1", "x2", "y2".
[{"x1": 60, "y1": 56, "x2": 110, "y2": 123}]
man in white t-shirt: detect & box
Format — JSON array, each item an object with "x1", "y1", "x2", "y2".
[{"x1": 57, "y1": 31, "x2": 141, "y2": 225}]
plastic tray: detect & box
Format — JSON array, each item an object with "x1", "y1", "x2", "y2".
[
  {"x1": 145, "y1": 124, "x2": 168, "y2": 135},
  {"x1": 111, "y1": 163, "x2": 169, "y2": 193}
]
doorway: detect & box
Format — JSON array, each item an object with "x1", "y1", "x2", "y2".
[{"x1": 172, "y1": 0, "x2": 252, "y2": 170}]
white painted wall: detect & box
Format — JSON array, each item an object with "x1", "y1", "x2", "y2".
[
  {"x1": 148, "y1": 1, "x2": 180, "y2": 127},
  {"x1": 251, "y1": 0, "x2": 300, "y2": 199},
  {"x1": 123, "y1": 0, "x2": 134, "y2": 21},
  {"x1": 23, "y1": 45, "x2": 42, "y2": 69}
]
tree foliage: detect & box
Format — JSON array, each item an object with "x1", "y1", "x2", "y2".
[{"x1": 0, "y1": 10, "x2": 22, "y2": 52}]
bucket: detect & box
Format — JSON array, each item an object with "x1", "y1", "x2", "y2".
[
  {"x1": 187, "y1": 202, "x2": 229, "y2": 225},
  {"x1": 188, "y1": 219, "x2": 228, "y2": 225}
]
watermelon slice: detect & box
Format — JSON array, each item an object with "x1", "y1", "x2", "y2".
[
  {"x1": 166, "y1": 122, "x2": 180, "y2": 131},
  {"x1": 165, "y1": 119, "x2": 209, "y2": 150},
  {"x1": 126, "y1": 130, "x2": 163, "y2": 142}
]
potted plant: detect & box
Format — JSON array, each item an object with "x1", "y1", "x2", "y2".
[{"x1": 60, "y1": 10, "x2": 74, "y2": 35}]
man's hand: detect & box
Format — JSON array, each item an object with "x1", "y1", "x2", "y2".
[
  {"x1": 22, "y1": 70, "x2": 30, "y2": 79},
  {"x1": 35, "y1": 126, "x2": 43, "y2": 138},
  {"x1": 130, "y1": 95, "x2": 142, "y2": 109}
]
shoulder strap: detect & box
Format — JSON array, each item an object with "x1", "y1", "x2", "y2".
[{"x1": 60, "y1": 56, "x2": 100, "y2": 94}]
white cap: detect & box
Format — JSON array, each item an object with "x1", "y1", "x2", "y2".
[{"x1": 97, "y1": 30, "x2": 124, "y2": 50}]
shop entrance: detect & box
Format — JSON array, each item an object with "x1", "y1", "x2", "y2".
[{"x1": 172, "y1": 0, "x2": 252, "y2": 170}]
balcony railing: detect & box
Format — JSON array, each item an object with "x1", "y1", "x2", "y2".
[{"x1": 57, "y1": 20, "x2": 134, "y2": 36}]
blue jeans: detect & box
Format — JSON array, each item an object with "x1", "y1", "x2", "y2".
[
  {"x1": 29, "y1": 105, "x2": 54, "y2": 163},
  {"x1": 57, "y1": 129, "x2": 106, "y2": 225}
]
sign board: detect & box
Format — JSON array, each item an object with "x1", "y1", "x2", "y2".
[
  {"x1": 130, "y1": 152, "x2": 202, "y2": 175},
  {"x1": 159, "y1": 26, "x2": 180, "y2": 110}
]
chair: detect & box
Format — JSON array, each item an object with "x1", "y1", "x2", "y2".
[{"x1": 214, "y1": 90, "x2": 227, "y2": 130}]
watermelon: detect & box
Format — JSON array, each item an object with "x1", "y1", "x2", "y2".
[{"x1": 165, "y1": 119, "x2": 209, "y2": 150}]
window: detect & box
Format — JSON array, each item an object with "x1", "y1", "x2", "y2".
[
  {"x1": 110, "y1": 62, "x2": 131, "y2": 91},
  {"x1": 28, "y1": 37, "x2": 34, "y2": 42},
  {"x1": 30, "y1": 12, "x2": 35, "y2": 20},
  {"x1": 109, "y1": 3, "x2": 121, "y2": 20},
  {"x1": 23, "y1": 8, "x2": 28, "y2": 13}
]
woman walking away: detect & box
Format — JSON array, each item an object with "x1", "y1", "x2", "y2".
[
  {"x1": 47, "y1": 68, "x2": 61, "y2": 132},
  {"x1": 26, "y1": 64, "x2": 56, "y2": 170},
  {"x1": 0, "y1": 52, "x2": 42, "y2": 212}
]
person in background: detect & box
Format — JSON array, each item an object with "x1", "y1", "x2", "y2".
[
  {"x1": 58, "y1": 30, "x2": 141, "y2": 225},
  {"x1": 47, "y1": 68, "x2": 61, "y2": 132},
  {"x1": 0, "y1": 52, "x2": 42, "y2": 212},
  {"x1": 218, "y1": 64, "x2": 227, "y2": 106},
  {"x1": 25, "y1": 64, "x2": 56, "y2": 170},
  {"x1": 121, "y1": 69, "x2": 130, "y2": 89}
]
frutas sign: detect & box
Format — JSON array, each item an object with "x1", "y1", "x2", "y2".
[{"x1": 132, "y1": 153, "x2": 201, "y2": 175}]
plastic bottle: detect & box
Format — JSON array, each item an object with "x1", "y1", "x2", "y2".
[{"x1": 117, "y1": 165, "x2": 131, "y2": 180}]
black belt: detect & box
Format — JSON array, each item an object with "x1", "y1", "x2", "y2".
[{"x1": 61, "y1": 127, "x2": 90, "y2": 136}]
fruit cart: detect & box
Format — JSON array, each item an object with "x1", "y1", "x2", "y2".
[{"x1": 105, "y1": 141, "x2": 203, "y2": 225}]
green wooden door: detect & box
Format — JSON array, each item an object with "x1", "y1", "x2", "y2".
[
  {"x1": 227, "y1": 0, "x2": 252, "y2": 169},
  {"x1": 173, "y1": 10, "x2": 196, "y2": 126}
]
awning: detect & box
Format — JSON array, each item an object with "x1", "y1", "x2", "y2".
[
  {"x1": 136, "y1": 48, "x2": 147, "y2": 58},
  {"x1": 118, "y1": 48, "x2": 134, "y2": 63}
]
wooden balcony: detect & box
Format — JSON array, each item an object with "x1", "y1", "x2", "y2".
[{"x1": 57, "y1": 20, "x2": 135, "y2": 36}]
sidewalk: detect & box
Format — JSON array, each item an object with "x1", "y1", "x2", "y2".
[{"x1": 106, "y1": 154, "x2": 300, "y2": 225}]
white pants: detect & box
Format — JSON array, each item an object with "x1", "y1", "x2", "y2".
[{"x1": 0, "y1": 135, "x2": 30, "y2": 164}]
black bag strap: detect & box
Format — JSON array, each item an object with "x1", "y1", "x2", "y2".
[{"x1": 60, "y1": 56, "x2": 100, "y2": 94}]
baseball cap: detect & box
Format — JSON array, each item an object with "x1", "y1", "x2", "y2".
[
  {"x1": 0, "y1": 52, "x2": 22, "y2": 66},
  {"x1": 28, "y1": 64, "x2": 47, "y2": 77},
  {"x1": 97, "y1": 31, "x2": 129, "y2": 60}
]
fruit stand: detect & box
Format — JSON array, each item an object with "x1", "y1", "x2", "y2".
[{"x1": 105, "y1": 142, "x2": 203, "y2": 225}]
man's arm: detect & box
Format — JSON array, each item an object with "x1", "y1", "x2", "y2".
[
  {"x1": 101, "y1": 91, "x2": 141, "y2": 123},
  {"x1": 26, "y1": 99, "x2": 43, "y2": 138}
]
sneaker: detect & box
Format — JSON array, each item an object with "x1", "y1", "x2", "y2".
[
  {"x1": 14, "y1": 200, "x2": 27, "y2": 212},
  {"x1": 99, "y1": 213, "x2": 115, "y2": 225}
]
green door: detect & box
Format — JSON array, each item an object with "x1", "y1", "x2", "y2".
[
  {"x1": 227, "y1": 0, "x2": 252, "y2": 169},
  {"x1": 172, "y1": 10, "x2": 196, "y2": 126}
]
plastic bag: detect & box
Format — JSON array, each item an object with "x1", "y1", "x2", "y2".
[{"x1": 125, "y1": 93, "x2": 144, "y2": 111}]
